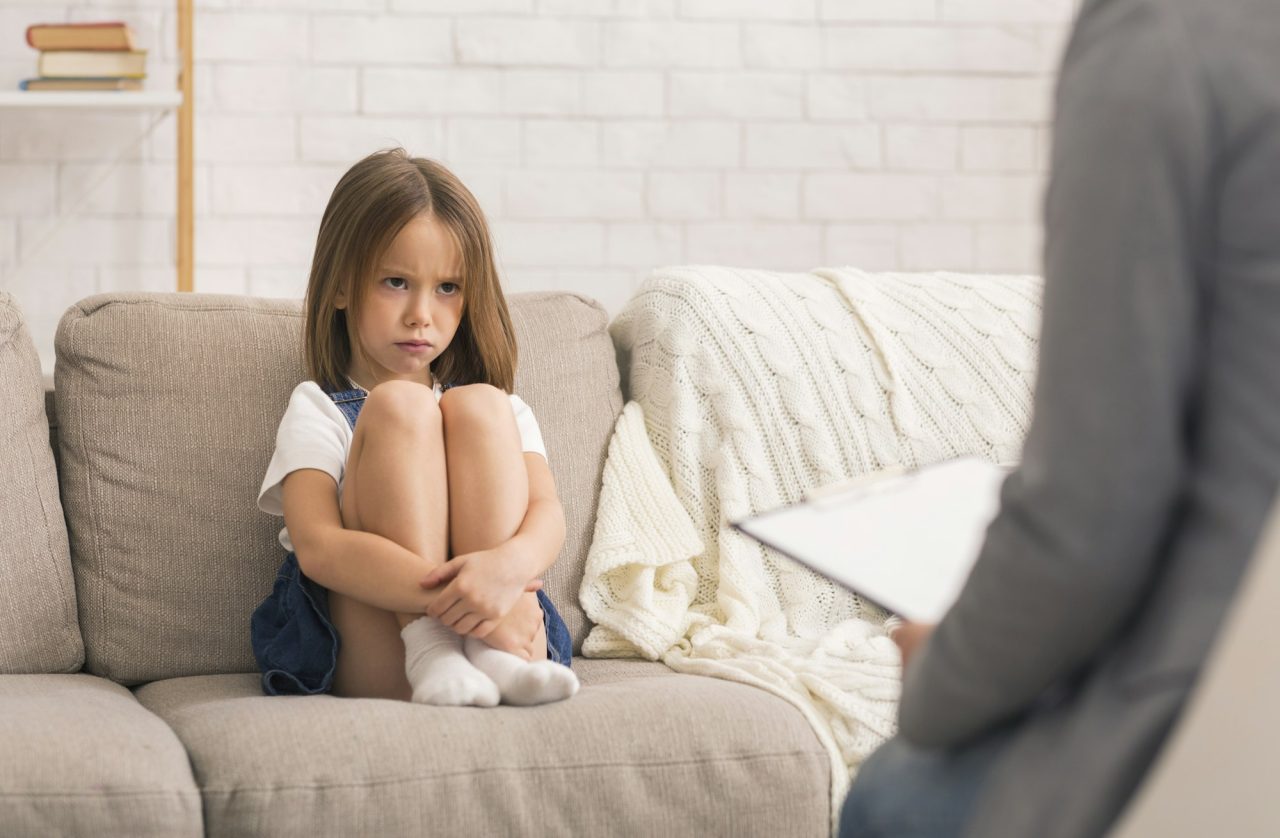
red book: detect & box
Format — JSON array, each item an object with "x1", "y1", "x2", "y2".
[{"x1": 26, "y1": 22, "x2": 136, "y2": 52}]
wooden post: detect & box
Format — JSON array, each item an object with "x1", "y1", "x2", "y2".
[{"x1": 177, "y1": 0, "x2": 194, "y2": 292}]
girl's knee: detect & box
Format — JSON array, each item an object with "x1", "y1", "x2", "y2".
[
  {"x1": 438, "y1": 383, "x2": 511, "y2": 428},
  {"x1": 360, "y1": 380, "x2": 441, "y2": 433}
]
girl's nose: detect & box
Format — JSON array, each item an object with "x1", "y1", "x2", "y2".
[{"x1": 406, "y1": 297, "x2": 431, "y2": 327}]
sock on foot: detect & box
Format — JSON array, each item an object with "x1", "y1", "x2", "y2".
[
  {"x1": 400, "y1": 617, "x2": 499, "y2": 707},
  {"x1": 463, "y1": 636, "x2": 580, "y2": 706}
]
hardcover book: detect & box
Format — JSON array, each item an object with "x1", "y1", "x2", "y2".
[
  {"x1": 26, "y1": 22, "x2": 136, "y2": 52},
  {"x1": 19, "y1": 77, "x2": 143, "y2": 92},
  {"x1": 36, "y1": 49, "x2": 147, "y2": 80}
]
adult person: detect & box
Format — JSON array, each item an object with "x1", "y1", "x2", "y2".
[{"x1": 840, "y1": 0, "x2": 1280, "y2": 835}]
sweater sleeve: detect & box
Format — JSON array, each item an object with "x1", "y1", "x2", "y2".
[{"x1": 898, "y1": 0, "x2": 1213, "y2": 748}]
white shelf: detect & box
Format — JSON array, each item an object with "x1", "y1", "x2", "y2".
[
  {"x1": 7, "y1": 0, "x2": 194, "y2": 290},
  {"x1": 0, "y1": 91, "x2": 182, "y2": 109}
]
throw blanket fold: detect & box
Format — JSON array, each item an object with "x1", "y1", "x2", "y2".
[
  {"x1": 579, "y1": 401, "x2": 703, "y2": 660},
  {"x1": 580, "y1": 265, "x2": 1042, "y2": 830}
]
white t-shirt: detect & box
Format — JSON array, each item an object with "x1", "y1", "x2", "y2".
[{"x1": 257, "y1": 380, "x2": 547, "y2": 553}]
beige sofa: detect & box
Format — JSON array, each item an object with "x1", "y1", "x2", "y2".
[
  {"x1": 2, "y1": 280, "x2": 1274, "y2": 837},
  {"x1": 0, "y1": 288, "x2": 829, "y2": 837}
]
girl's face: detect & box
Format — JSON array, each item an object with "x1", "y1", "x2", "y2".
[{"x1": 338, "y1": 212, "x2": 464, "y2": 388}]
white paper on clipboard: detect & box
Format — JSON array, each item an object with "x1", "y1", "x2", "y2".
[{"x1": 731, "y1": 457, "x2": 1011, "y2": 623}]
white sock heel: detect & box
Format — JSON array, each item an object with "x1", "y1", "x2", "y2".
[
  {"x1": 400, "y1": 617, "x2": 499, "y2": 707},
  {"x1": 463, "y1": 636, "x2": 580, "y2": 706}
]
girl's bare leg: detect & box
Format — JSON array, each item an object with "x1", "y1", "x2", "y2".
[
  {"x1": 329, "y1": 381, "x2": 470, "y2": 702},
  {"x1": 442, "y1": 385, "x2": 579, "y2": 704},
  {"x1": 440, "y1": 386, "x2": 529, "y2": 555},
  {"x1": 439, "y1": 384, "x2": 544, "y2": 659}
]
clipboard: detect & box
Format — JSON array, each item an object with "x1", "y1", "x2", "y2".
[{"x1": 730, "y1": 457, "x2": 1011, "y2": 623}]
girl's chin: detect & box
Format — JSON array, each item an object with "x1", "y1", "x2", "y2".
[{"x1": 369, "y1": 360, "x2": 433, "y2": 383}]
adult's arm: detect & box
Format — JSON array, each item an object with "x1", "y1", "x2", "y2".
[{"x1": 898, "y1": 0, "x2": 1213, "y2": 749}]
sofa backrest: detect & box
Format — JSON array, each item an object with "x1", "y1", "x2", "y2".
[
  {"x1": 0, "y1": 292, "x2": 83, "y2": 674},
  {"x1": 53, "y1": 291, "x2": 620, "y2": 685}
]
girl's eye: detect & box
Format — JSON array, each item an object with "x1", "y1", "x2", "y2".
[
  {"x1": 439, "y1": 282, "x2": 460, "y2": 296},
  {"x1": 383, "y1": 276, "x2": 408, "y2": 290}
]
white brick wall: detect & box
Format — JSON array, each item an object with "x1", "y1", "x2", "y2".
[{"x1": 0, "y1": 0, "x2": 1078, "y2": 371}]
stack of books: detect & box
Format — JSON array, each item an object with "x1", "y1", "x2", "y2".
[{"x1": 20, "y1": 21, "x2": 146, "y2": 92}]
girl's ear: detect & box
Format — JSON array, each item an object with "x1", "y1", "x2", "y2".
[{"x1": 334, "y1": 289, "x2": 347, "y2": 310}]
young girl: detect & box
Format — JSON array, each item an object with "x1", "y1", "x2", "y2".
[{"x1": 251, "y1": 148, "x2": 579, "y2": 707}]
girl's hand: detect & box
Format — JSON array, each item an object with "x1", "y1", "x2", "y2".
[
  {"x1": 479, "y1": 592, "x2": 546, "y2": 661},
  {"x1": 420, "y1": 545, "x2": 542, "y2": 638}
]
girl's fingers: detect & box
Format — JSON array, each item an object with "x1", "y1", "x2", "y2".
[
  {"x1": 427, "y1": 588, "x2": 462, "y2": 619},
  {"x1": 438, "y1": 601, "x2": 469, "y2": 629}
]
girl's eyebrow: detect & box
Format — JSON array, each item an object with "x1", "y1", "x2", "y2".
[{"x1": 378, "y1": 266, "x2": 463, "y2": 282}]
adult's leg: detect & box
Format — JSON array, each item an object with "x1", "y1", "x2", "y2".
[
  {"x1": 329, "y1": 380, "x2": 467, "y2": 702},
  {"x1": 442, "y1": 385, "x2": 578, "y2": 704},
  {"x1": 839, "y1": 729, "x2": 1011, "y2": 838}
]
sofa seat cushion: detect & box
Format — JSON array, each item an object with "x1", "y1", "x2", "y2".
[
  {"x1": 0, "y1": 673, "x2": 201, "y2": 835},
  {"x1": 134, "y1": 659, "x2": 829, "y2": 837},
  {"x1": 0, "y1": 293, "x2": 82, "y2": 673}
]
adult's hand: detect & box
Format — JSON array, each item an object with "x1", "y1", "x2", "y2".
[{"x1": 891, "y1": 621, "x2": 936, "y2": 669}]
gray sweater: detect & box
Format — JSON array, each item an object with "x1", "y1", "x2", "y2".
[{"x1": 898, "y1": 0, "x2": 1280, "y2": 835}]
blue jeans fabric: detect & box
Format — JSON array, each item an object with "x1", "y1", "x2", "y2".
[
  {"x1": 251, "y1": 551, "x2": 339, "y2": 696},
  {"x1": 838, "y1": 729, "x2": 1011, "y2": 838},
  {"x1": 249, "y1": 384, "x2": 573, "y2": 697}
]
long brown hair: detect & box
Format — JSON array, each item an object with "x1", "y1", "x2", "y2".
[{"x1": 303, "y1": 149, "x2": 517, "y2": 393}]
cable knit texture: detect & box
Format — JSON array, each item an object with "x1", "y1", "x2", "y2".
[{"x1": 580, "y1": 265, "x2": 1042, "y2": 822}]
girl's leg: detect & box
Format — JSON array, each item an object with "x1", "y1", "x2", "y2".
[
  {"x1": 330, "y1": 380, "x2": 496, "y2": 706},
  {"x1": 441, "y1": 384, "x2": 579, "y2": 704}
]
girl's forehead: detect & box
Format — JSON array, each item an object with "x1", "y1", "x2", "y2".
[{"x1": 380, "y1": 214, "x2": 463, "y2": 276}]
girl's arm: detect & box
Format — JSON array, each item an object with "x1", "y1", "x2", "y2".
[
  {"x1": 504, "y1": 452, "x2": 566, "y2": 579},
  {"x1": 282, "y1": 468, "x2": 443, "y2": 614},
  {"x1": 420, "y1": 453, "x2": 565, "y2": 636}
]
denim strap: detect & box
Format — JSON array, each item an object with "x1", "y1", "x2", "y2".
[{"x1": 323, "y1": 386, "x2": 366, "y2": 431}]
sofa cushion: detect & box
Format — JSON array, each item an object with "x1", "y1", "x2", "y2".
[
  {"x1": 0, "y1": 673, "x2": 201, "y2": 835},
  {"x1": 0, "y1": 292, "x2": 82, "y2": 674},
  {"x1": 508, "y1": 292, "x2": 622, "y2": 650},
  {"x1": 134, "y1": 658, "x2": 829, "y2": 836},
  {"x1": 54, "y1": 291, "x2": 619, "y2": 684}
]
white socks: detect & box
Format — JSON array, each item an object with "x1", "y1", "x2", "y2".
[
  {"x1": 400, "y1": 616, "x2": 499, "y2": 707},
  {"x1": 463, "y1": 636, "x2": 580, "y2": 706},
  {"x1": 400, "y1": 617, "x2": 579, "y2": 707}
]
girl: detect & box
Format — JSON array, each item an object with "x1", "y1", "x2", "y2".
[{"x1": 251, "y1": 148, "x2": 579, "y2": 707}]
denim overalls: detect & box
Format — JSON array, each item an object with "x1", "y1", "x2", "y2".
[{"x1": 250, "y1": 384, "x2": 574, "y2": 697}]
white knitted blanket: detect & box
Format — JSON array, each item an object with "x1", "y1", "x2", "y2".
[{"x1": 580, "y1": 265, "x2": 1042, "y2": 825}]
